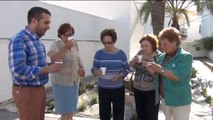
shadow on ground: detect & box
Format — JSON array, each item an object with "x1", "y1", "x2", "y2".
[{"x1": 0, "y1": 109, "x2": 18, "y2": 120}]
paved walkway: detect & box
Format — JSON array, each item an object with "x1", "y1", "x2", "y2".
[
  {"x1": 0, "y1": 59, "x2": 212, "y2": 120},
  {"x1": 190, "y1": 58, "x2": 213, "y2": 120}
]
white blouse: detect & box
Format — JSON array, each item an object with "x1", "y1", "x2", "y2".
[{"x1": 48, "y1": 40, "x2": 83, "y2": 86}]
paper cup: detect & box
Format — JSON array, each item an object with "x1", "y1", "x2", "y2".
[
  {"x1": 137, "y1": 55, "x2": 143, "y2": 63},
  {"x1": 100, "y1": 67, "x2": 107, "y2": 75},
  {"x1": 54, "y1": 59, "x2": 63, "y2": 64},
  {"x1": 68, "y1": 36, "x2": 75, "y2": 41}
]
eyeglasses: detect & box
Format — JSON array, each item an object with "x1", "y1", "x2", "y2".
[
  {"x1": 64, "y1": 33, "x2": 73, "y2": 38},
  {"x1": 103, "y1": 42, "x2": 113, "y2": 45}
]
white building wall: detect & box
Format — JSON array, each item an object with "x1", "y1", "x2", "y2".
[
  {"x1": 178, "y1": 13, "x2": 202, "y2": 41},
  {"x1": 42, "y1": 1, "x2": 131, "y2": 59},
  {"x1": 0, "y1": 1, "x2": 113, "y2": 40},
  {"x1": 130, "y1": 1, "x2": 144, "y2": 59},
  {"x1": 0, "y1": 39, "x2": 12, "y2": 103},
  {"x1": 201, "y1": 11, "x2": 213, "y2": 37},
  {"x1": 113, "y1": 3, "x2": 131, "y2": 59}
]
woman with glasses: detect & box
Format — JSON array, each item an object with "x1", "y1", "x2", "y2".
[
  {"x1": 47, "y1": 23, "x2": 85, "y2": 120},
  {"x1": 130, "y1": 34, "x2": 161, "y2": 120},
  {"x1": 91, "y1": 28, "x2": 130, "y2": 120}
]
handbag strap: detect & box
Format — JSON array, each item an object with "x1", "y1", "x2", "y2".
[{"x1": 129, "y1": 71, "x2": 135, "y2": 81}]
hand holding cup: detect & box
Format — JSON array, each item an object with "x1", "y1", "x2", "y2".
[
  {"x1": 100, "y1": 67, "x2": 107, "y2": 75},
  {"x1": 48, "y1": 59, "x2": 63, "y2": 73},
  {"x1": 54, "y1": 59, "x2": 63, "y2": 64},
  {"x1": 137, "y1": 55, "x2": 143, "y2": 63},
  {"x1": 65, "y1": 39, "x2": 75, "y2": 48}
]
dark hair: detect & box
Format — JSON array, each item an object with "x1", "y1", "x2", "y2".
[
  {"x1": 139, "y1": 34, "x2": 158, "y2": 51},
  {"x1": 158, "y1": 27, "x2": 181, "y2": 46},
  {"x1": 100, "y1": 28, "x2": 117, "y2": 43},
  {"x1": 57, "y1": 23, "x2": 75, "y2": 38},
  {"x1": 27, "y1": 6, "x2": 51, "y2": 24}
]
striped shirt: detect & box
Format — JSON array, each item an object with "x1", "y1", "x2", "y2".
[
  {"x1": 91, "y1": 49, "x2": 130, "y2": 89},
  {"x1": 8, "y1": 26, "x2": 48, "y2": 86}
]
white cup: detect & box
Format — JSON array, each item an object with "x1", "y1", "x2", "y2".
[
  {"x1": 54, "y1": 59, "x2": 63, "y2": 64},
  {"x1": 68, "y1": 36, "x2": 75, "y2": 41},
  {"x1": 100, "y1": 67, "x2": 107, "y2": 75},
  {"x1": 137, "y1": 55, "x2": 143, "y2": 63}
]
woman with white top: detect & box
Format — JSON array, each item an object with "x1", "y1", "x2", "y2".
[{"x1": 47, "y1": 23, "x2": 85, "y2": 120}]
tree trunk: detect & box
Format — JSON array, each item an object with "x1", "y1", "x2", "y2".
[
  {"x1": 150, "y1": 0, "x2": 165, "y2": 35},
  {"x1": 150, "y1": 0, "x2": 165, "y2": 51},
  {"x1": 171, "y1": 19, "x2": 180, "y2": 30}
]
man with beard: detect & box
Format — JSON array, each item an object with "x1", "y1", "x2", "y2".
[{"x1": 8, "y1": 7, "x2": 63, "y2": 120}]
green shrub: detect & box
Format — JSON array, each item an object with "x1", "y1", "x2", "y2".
[
  {"x1": 78, "y1": 100, "x2": 87, "y2": 112},
  {"x1": 201, "y1": 88, "x2": 207, "y2": 97},
  {"x1": 85, "y1": 81, "x2": 97, "y2": 90},
  {"x1": 192, "y1": 40, "x2": 203, "y2": 51},
  {"x1": 49, "y1": 100, "x2": 55, "y2": 110},
  {"x1": 191, "y1": 67, "x2": 197, "y2": 78},
  {"x1": 81, "y1": 88, "x2": 86, "y2": 94},
  {"x1": 205, "y1": 96, "x2": 212, "y2": 104},
  {"x1": 85, "y1": 84, "x2": 94, "y2": 90},
  {"x1": 203, "y1": 36, "x2": 213, "y2": 50},
  {"x1": 90, "y1": 94, "x2": 98, "y2": 106}
]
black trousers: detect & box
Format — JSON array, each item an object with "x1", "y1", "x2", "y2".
[
  {"x1": 133, "y1": 88, "x2": 159, "y2": 120},
  {"x1": 98, "y1": 87, "x2": 125, "y2": 120}
]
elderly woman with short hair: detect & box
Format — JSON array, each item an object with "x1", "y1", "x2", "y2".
[
  {"x1": 148, "y1": 27, "x2": 193, "y2": 120},
  {"x1": 47, "y1": 23, "x2": 85, "y2": 120},
  {"x1": 130, "y1": 34, "x2": 161, "y2": 120},
  {"x1": 91, "y1": 28, "x2": 130, "y2": 120}
]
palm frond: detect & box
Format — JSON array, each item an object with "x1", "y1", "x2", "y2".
[
  {"x1": 165, "y1": 6, "x2": 174, "y2": 18},
  {"x1": 193, "y1": 0, "x2": 205, "y2": 14},
  {"x1": 182, "y1": 10, "x2": 190, "y2": 27},
  {"x1": 139, "y1": 2, "x2": 151, "y2": 23},
  {"x1": 168, "y1": 18, "x2": 172, "y2": 26},
  {"x1": 178, "y1": 9, "x2": 191, "y2": 27},
  {"x1": 166, "y1": 6, "x2": 192, "y2": 28},
  {"x1": 204, "y1": 0, "x2": 213, "y2": 15}
]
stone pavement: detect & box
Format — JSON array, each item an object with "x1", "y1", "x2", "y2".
[{"x1": 0, "y1": 58, "x2": 212, "y2": 120}]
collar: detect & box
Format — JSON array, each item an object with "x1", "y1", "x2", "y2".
[
  {"x1": 166, "y1": 48, "x2": 178, "y2": 57},
  {"x1": 24, "y1": 26, "x2": 41, "y2": 40}
]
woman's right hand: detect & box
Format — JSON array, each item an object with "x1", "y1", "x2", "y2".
[
  {"x1": 60, "y1": 34, "x2": 75, "y2": 49},
  {"x1": 47, "y1": 63, "x2": 63, "y2": 73},
  {"x1": 94, "y1": 69, "x2": 102, "y2": 77},
  {"x1": 141, "y1": 60, "x2": 149, "y2": 67},
  {"x1": 130, "y1": 57, "x2": 138, "y2": 67},
  {"x1": 65, "y1": 40, "x2": 75, "y2": 48}
]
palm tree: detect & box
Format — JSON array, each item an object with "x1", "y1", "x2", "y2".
[
  {"x1": 139, "y1": 0, "x2": 213, "y2": 31},
  {"x1": 150, "y1": 0, "x2": 165, "y2": 35}
]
